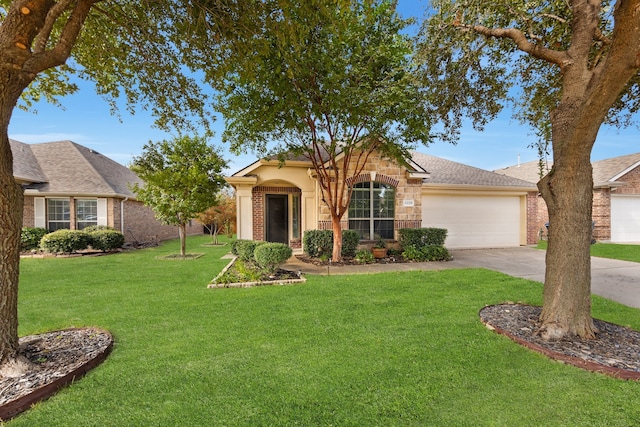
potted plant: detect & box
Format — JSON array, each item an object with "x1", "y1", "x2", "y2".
[{"x1": 371, "y1": 235, "x2": 387, "y2": 259}]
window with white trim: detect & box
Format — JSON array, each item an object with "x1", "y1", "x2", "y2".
[
  {"x1": 47, "y1": 199, "x2": 70, "y2": 231},
  {"x1": 76, "y1": 199, "x2": 98, "y2": 230},
  {"x1": 348, "y1": 182, "x2": 395, "y2": 240}
]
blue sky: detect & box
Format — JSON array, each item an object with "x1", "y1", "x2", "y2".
[{"x1": 8, "y1": 0, "x2": 638, "y2": 174}]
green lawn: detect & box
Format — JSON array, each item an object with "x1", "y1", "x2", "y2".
[
  {"x1": 10, "y1": 235, "x2": 640, "y2": 426},
  {"x1": 536, "y1": 240, "x2": 640, "y2": 263}
]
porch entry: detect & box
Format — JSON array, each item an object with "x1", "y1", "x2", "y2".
[{"x1": 266, "y1": 194, "x2": 288, "y2": 244}]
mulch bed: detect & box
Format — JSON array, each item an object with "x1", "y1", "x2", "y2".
[
  {"x1": 480, "y1": 304, "x2": 640, "y2": 380},
  {"x1": 295, "y1": 254, "x2": 408, "y2": 266},
  {"x1": 0, "y1": 328, "x2": 113, "y2": 421}
]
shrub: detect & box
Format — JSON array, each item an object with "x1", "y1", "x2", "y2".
[
  {"x1": 88, "y1": 229, "x2": 125, "y2": 252},
  {"x1": 303, "y1": 230, "x2": 333, "y2": 258},
  {"x1": 355, "y1": 249, "x2": 375, "y2": 264},
  {"x1": 303, "y1": 229, "x2": 361, "y2": 258},
  {"x1": 83, "y1": 225, "x2": 116, "y2": 232},
  {"x1": 21, "y1": 227, "x2": 48, "y2": 251},
  {"x1": 253, "y1": 243, "x2": 293, "y2": 274},
  {"x1": 398, "y1": 228, "x2": 448, "y2": 250},
  {"x1": 234, "y1": 240, "x2": 265, "y2": 262},
  {"x1": 40, "y1": 230, "x2": 90, "y2": 254},
  {"x1": 341, "y1": 230, "x2": 360, "y2": 258},
  {"x1": 402, "y1": 244, "x2": 450, "y2": 262}
]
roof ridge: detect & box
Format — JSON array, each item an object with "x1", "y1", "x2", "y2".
[{"x1": 65, "y1": 141, "x2": 119, "y2": 192}]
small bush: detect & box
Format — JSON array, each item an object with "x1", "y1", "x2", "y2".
[
  {"x1": 303, "y1": 229, "x2": 362, "y2": 258},
  {"x1": 355, "y1": 249, "x2": 375, "y2": 264},
  {"x1": 402, "y1": 244, "x2": 450, "y2": 262},
  {"x1": 303, "y1": 230, "x2": 333, "y2": 258},
  {"x1": 234, "y1": 240, "x2": 265, "y2": 262},
  {"x1": 40, "y1": 230, "x2": 90, "y2": 254},
  {"x1": 88, "y1": 229, "x2": 125, "y2": 252},
  {"x1": 21, "y1": 227, "x2": 48, "y2": 251},
  {"x1": 398, "y1": 228, "x2": 448, "y2": 250},
  {"x1": 254, "y1": 243, "x2": 293, "y2": 274},
  {"x1": 83, "y1": 225, "x2": 116, "y2": 232},
  {"x1": 341, "y1": 230, "x2": 360, "y2": 258}
]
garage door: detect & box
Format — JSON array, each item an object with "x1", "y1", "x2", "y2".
[
  {"x1": 422, "y1": 195, "x2": 522, "y2": 249},
  {"x1": 611, "y1": 195, "x2": 640, "y2": 242}
]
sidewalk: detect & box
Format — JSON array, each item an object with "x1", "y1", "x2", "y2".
[{"x1": 283, "y1": 247, "x2": 640, "y2": 309}]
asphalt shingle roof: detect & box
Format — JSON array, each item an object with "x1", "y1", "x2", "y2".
[
  {"x1": 494, "y1": 153, "x2": 640, "y2": 187},
  {"x1": 411, "y1": 152, "x2": 537, "y2": 188},
  {"x1": 10, "y1": 139, "x2": 47, "y2": 183},
  {"x1": 12, "y1": 140, "x2": 142, "y2": 198}
]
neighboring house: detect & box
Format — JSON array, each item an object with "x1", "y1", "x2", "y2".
[
  {"x1": 225, "y1": 150, "x2": 538, "y2": 250},
  {"x1": 495, "y1": 153, "x2": 640, "y2": 243},
  {"x1": 11, "y1": 139, "x2": 202, "y2": 244}
]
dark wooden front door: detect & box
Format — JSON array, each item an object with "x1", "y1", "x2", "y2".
[{"x1": 266, "y1": 195, "x2": 288, "y2": 244}]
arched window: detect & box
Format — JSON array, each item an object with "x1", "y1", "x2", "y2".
[{"x1": 348, "y1": 181, "x2": 395, "y2": 240}]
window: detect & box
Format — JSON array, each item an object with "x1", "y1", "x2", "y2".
[
  {"x1": 292, "y1": 194, "x2": 300, "y2": 239},
  {"x1": 76, "y1": 199, "x2": 98, "y2": 230},
  {"x1": 47, "y1": 199, "x2": 70, "y2": 231},
  {"x1": 348, "y1": 182, "x2": 395, "y2": 240}
]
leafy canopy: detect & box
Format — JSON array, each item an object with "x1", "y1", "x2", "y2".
[
  {"x1": 198, "y1": 0, "x2": 432, "y2": 161},
  {"x1": 129, "y1": 135, "x2": 227, "y2": 227}
]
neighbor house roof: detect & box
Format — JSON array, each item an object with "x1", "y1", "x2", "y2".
[
  {"x1": 494, "y1": 153, "x2": 640, "y2": 188},
  {"x1": 11, "y1": 140, "x2": 142, "y2": 198},
  {"x1": 10, "y1": 139, "x2": 47, "y2": 184},
  {"x1": 411, "y1": 152, "x2": 537, "y2": 189}
]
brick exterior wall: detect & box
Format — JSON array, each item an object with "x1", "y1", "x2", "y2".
[
  {"x1": 251, "y1": 186, "x2": 302, "y2": 243},
  {"x1": 21, "y1": 196, "x2": 202, "y2": 244},
  {"x1": 317, "y1": 151, "x2": 423, "y2": 240},
  {"x1": 616, "y1": 165, "x2": 640, "y2": 195}
]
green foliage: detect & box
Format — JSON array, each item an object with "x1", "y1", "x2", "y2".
[
  {"x1": 215, "y1": 259, "x2": 263, "y2": 285},
  {"x1": 303, "y1": 230, "x2": 334, "y2": 258},
  {"x1": 40, "y1": 230, "x2": 90, "y2": 254},
  {"x1": 303, "y1": 229, "x2": 367, "y2": 258},
  {"x1": 355, "y1": 249, "x2": 375, "y2": 264},
  {"x1": 341, "y1": 230, "x2": 360, "y2": 258},
  {"x1": 399, "y1": 228, "x2": 448, "y2": 249},
  {"x1": 253, "y1": 243, "x2": 293, "y2": 274},
  {"x1": 82, "y1": 225, "x2": 116, "y2": 232},
  {"x1": 88, "y1": 229, "x2": 125, "y2": 252},
  {"x1": 234, "y1": 240, "x2": 266, "y2": 263},
  {"x1": 21, "y1": 227, "x2": 48, "y2": 251},
  {"x1": 402, "y1": 244, "x2": 451, "y2": 262}
]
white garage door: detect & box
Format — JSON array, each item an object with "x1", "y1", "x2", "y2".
[
  {"x1": 422, "y1": 195, "x2": 522, "y2": 249},
  {"x1": 611, "y1": 195, "x2": 640, "y2": 242}
]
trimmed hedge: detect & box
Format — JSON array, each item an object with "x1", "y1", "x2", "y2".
[
  {"x1": 40, "y1": 230, "x2": 91, "y2": 254},
  {"x1": 398, "y1": 228, "x2": 448, "y2": 249},
  {"x1": 88, "y1": 229, "x2": 125, "y2": 252},
  {"x1": 21, "y1": 227, "x2": 48, "y2": 251},
  {"x1": 254, "y1": 243, "x2": 293, "y2": 274},
  {"x1": 402, "y1": 244, "x2": 450, "y2": 262},
  {"x1": 234, "y1": 240, "x2": 266, "y2": 262},
  {"x1": 303, "y1": 229, "x2": 360, "y2": 258}
]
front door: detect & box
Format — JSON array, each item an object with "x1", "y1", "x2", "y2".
[{"x1": 266, "y1": 195, "x2": 288, "y2": 244}]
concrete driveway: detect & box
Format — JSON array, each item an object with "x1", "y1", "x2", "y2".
[{"x1": 450, "y1": 247, "x2": 640, "y2": 309}]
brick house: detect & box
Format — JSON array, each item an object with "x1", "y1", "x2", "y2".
[
  {"x1": 495, "y1": 153, "x2": 640, "y2": 243},
  {"x1": 225, "y1": 149, "x2": 538, "y2": 250},
  {"x1": 12, "y1": 139, "x2": 202, "y2": 244}
]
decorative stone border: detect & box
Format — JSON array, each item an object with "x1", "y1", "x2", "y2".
[
  {"x1": 0, "y1": 327, "x2": 114, "y2": 421},
  {"x1": 208, "y1": 257, "x2": 306, "y2": 289}
]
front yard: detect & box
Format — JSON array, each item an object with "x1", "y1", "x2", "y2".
[{"x1": 11, "y1": 235, "x2": 640, "y2": 426}]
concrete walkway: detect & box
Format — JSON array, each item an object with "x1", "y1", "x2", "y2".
[{"x1": 283, "y1": 246, "x2": 640, "y2": 309}]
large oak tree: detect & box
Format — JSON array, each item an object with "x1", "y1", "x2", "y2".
[
  {"x1": 419, "y1": 0, "x2": 640, "y2": 340},
  {"x1": 0, "y1": 0, "x2": 251, "y2": 376}
]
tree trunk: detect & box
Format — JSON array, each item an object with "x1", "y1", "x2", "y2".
[
  {"x1": 179, "y1": 223, "x2": 186, "y2": 257},
  {"x1": 331, "y1": 214, "x2": 343, "y2": 262},
  {"x1": 537, "y1": 99, "x2": 599, "y2": 340}
]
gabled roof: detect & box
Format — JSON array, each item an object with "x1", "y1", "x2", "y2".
[
  {"x1": 11, "y1": 140, "x2": 142, "y2": 198},
  {"x1": 411, "y1": 152, "x2": 537, "y2": 189},
  {"x1": 494, "y1": 153, "x2": 640, "y2": 188},
  {"x1": 10, "y1": 139, "x2": 47, "y2": 183}
]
